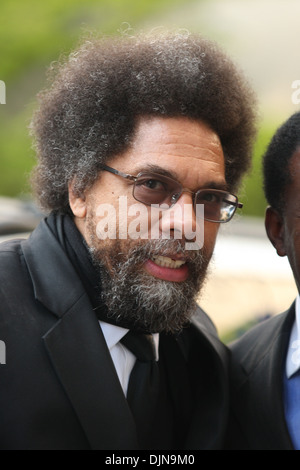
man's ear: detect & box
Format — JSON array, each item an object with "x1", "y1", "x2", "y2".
[
  {"x1": 265, "y1": 206, "x2": 286, "y2": 257},
  {"x1": 68, "y1": 180, "x2": 87, "y2": 219}
]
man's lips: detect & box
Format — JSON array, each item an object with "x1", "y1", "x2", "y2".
[{"x1": 143, "y1": 255, "x2": 189, "y2": 282}]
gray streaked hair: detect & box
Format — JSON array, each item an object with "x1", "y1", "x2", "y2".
[{"x1": 30, "y1": 29, "x2": 257, "y2": 213}]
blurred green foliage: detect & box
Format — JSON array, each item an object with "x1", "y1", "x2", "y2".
[
  {"x1": 0, "y1": 0, "x2": 185, "y2": 82},
  {"x1": 0, "y1": 0, "x2": 185, "y2": 198},
  {"x1": 0, "y1": 0, "x2": 276, "y2": 219},
  {"x1": 239, "y1": 124, "x2": 278, "y2": 218}
]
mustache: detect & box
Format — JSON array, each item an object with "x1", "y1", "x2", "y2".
[{"x1": 118, "y1": 238, "x2": 208, "y2": 268}]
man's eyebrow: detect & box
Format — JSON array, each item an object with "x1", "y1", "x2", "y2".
[
  {"x1": 135, "y1": 164, "x2": 229, "y2": 191},
  {"x1": 135, "y1": 164, "x2": 179, "y2": 180}
]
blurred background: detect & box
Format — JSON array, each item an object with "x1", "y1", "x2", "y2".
[{"x1": 1, "y1": 0, "x2": 300, "y2": 341}]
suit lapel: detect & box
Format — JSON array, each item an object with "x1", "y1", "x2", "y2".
[
  {"x1": 191, "y1": 310, "x2": 229, "y2": 372},
  {"x1": 22, "y1": 221, "x2": 138, "y2": 449},
  {"x1": 189, "y1": 323, "x2": 229, "y2": 449},
  {"x1": 43, "y1": 294, "x2": 138, "y2": 450},
  {"x1": 174, "y1": 310, "x2": 229, "y2": 449}
]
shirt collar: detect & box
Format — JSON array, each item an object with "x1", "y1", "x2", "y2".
[
  {"x1": 286, "y1": 295, "x2": 300, "y2": 379},
  {"x1": 99, "y1": 321, "x2": 160, "y2": 360},
  {"x1": 99, "y1": 321, "x2": 129, "y2": 350}
]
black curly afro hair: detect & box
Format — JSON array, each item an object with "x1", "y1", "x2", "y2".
[{"x1": 30, "y1": 30, "x2": 257, "y2": 213}]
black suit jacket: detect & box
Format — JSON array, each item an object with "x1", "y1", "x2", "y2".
[
  {"x1": 0, "y1": 219, "x2": 229, "y2": 450},
  {"x1": 227, "y1": 304, "x2": 296, "y2": 450}
]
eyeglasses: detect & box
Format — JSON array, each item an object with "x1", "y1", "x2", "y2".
[{"x1": 100, "y1": 164, "x2": 243, "y2": 223}]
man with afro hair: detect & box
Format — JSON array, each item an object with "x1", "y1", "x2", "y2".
[{"x1": 0, "y1": 30, "x2": 256, "y2": 450}]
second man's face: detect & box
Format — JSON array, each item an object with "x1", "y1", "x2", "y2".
[{"x1": 266, "y1": 150, "x2": 300, "y2": 294}]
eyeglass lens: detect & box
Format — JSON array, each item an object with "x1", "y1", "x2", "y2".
[{"x1": 133, "y1": 173, "x2": 238, "y2": 222}]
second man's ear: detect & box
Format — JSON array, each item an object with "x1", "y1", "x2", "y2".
[{"x1": 265, "y1": 206, "x2": 287, "y2": 257}]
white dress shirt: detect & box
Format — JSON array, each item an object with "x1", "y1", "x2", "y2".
[
  {"x1": 286, "y1": 295, "x2": 300, "y2": 379},
  {"x1": 99, "y1": 321, "x2": 159, "y2": 397}
]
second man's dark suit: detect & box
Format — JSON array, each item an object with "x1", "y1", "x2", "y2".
[{"x1": 228, "y1": 305, "x2": 296, "y2": 449}]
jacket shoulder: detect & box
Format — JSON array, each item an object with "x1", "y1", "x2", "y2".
[
  {"x1": 0, "y1": 239, "x2": 30, "y2": 300},
  {"x1": 192, "y1": 305, "x2": 218, "y2": 337},
  {"x1": 0, "y1": 238, "x2": 26, "y2": 275},
  {"x1": 0, "y1": 237, "x2": 24, "y2": 252},
  {"x1": 190, "y1": 305, "x2": 229, "y2": 368}
]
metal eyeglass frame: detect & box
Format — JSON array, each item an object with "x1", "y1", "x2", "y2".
[{"x1": 100, "y1": 164, "x2": 243, "y2": 223}]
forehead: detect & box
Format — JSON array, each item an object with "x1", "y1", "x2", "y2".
[{"x1": 110, "y1": 116, "x2": 225, "y2": 187}]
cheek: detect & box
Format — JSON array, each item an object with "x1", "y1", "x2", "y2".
[
  {"x1": 289, "y1": 231, "x2": 300, "y2": 269},
  {"x1": 117, "y1": 198, "x2": 151, "y2": 240},
  {"x1": 282, "y1": 222, "x2": 300, "y2": 285},
  {"x1": 87, "y1": 195, "x2": 150, "y2": 244},
  {"x1": 203, "y1": 223, "x2": 220, "y2": 255}
]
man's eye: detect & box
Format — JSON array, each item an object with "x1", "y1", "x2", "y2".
[
  {"x1": 201, "y1": 192, "x2": 220, "y2": 203},
  {"x1": 142, "y1": 179, "x2": 166, "y2": 190}
]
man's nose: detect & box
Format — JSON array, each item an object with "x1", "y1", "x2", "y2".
[{"x1": 160, "y1": 192, "x2": 199, "y2": 241}]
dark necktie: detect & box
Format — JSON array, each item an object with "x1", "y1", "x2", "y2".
[{"x1": 121, "y1": 331, "x2": 160, "y2": 448}]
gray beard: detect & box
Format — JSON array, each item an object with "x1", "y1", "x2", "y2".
[{"x1": 88, "y1": 237, "x2": 211, "y2": 334}]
